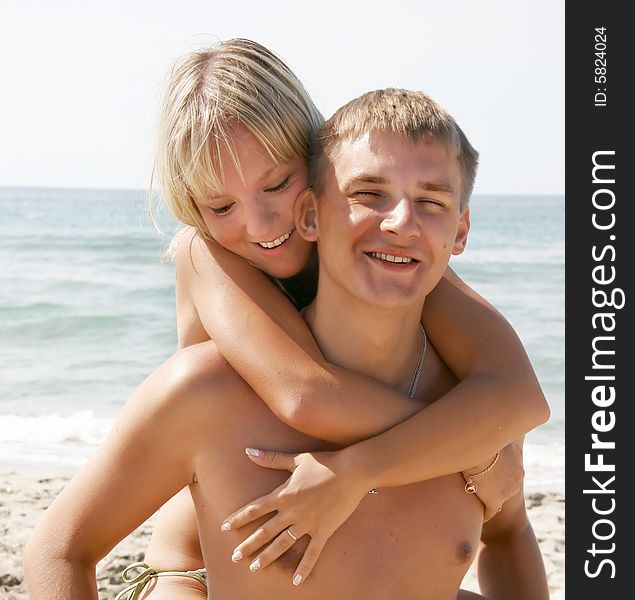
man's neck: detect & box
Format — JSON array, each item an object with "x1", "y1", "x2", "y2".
[{"x1": 304, "y1": 283, "x2": 426, "y2": 394}]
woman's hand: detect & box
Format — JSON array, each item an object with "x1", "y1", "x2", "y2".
[
  {"x1": 220, "y1": 448, "x2": 369, "y2": 586},
  {"x1": 466, "y1": 440, "x2": 525, "y2": 521}
]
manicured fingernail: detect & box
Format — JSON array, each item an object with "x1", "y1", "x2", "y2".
[
  {"x1": 245, "y1": 448, "x2": 263, "y2": 457},
  {"x1": 231, "y1": 550, "x2": 243, "y2": 562},
  {"x1": 293, "y1": 574, "x2": 303, "y2": 586},
  {"x1": 249, "y1": 559, "x2": 261, "y2": 572},
  {"x1": 221, "y1": 521, "x2": 231, "y2": 531}
]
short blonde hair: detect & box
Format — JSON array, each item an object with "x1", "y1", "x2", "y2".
[
  {"x1": 310, "y1": 88, "x2": 478, "y2": 209},
  {"x1": 154, "y1": 38, "x2": 323, "y2": 238}
]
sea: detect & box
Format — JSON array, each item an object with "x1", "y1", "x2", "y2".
[{"x1": 0, "y1": 187, "x2": 565, "y2": 492}]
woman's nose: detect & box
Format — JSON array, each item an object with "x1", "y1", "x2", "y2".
[{"x1": 245, "y1": 202, "x2": 276, "y2": 240}]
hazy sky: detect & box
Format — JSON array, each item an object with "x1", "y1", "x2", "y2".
[{"x1": 1, "y1": 0, "x2": 564, "y2": 195}]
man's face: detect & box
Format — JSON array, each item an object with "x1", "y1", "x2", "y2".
[{"x1": 313, "y1": 130, "x2": 469, "y2": 310}]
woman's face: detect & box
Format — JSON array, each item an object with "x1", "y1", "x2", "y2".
[{"x1": 194, "y1": 125, "x2": 314, "y2": 279}]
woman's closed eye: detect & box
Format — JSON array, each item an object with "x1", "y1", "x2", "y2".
[
  {"x1": 210, "y1": 202, "x2": 235, "y2": 216},
  {"x1": 265, "y1": 176, "x2": 291, "y2": 193}
]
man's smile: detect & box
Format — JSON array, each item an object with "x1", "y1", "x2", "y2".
[{"x1": 365, "y1": 252, "x2": 418, "y2": 264}]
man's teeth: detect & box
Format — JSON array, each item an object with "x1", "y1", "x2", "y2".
[
  {"x1": 368, "y1": 252, "x2": 414, "y2": 264},
  {"x1": 258, "y1": 230, "x2": 292, "y2": 249}
]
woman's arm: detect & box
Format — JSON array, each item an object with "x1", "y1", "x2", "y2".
[
  {"x1": 175, "y1": 229, "x2": 219, "y2": 349},
  {"x1": 179, "y1": 230, "x2": 549, "y2": 475}
]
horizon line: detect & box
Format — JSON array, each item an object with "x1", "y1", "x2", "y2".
[{"x1": 0, "y1": 183, "x2": 566, "y2": 198}]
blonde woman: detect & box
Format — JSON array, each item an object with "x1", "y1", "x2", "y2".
[{"x1": 25, "y1": 40, "x2": 549, "y2": 599}]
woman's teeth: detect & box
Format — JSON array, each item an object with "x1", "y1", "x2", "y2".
[
  {"x1": 258, "y1": 230, "x2": 292, "y2": 249},
  {"x1": 368, "y1": 252, "x2": 414, "y2": 264}
]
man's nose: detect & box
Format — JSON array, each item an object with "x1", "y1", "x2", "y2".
[{"x1": 379, "y1": 197, "x2": 420, "y2": 238}]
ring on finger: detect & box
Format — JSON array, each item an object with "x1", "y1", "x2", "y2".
[{"x1": 286, "y1": 527, "x2": 298, "y2": 541}]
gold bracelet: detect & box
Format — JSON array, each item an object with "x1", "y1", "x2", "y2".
[{"x1": 461, "y1": 451, "x2": 500, "y2": 494}]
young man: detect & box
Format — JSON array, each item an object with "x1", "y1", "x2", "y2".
[{"x1": 25, "y1": 89, "x2": 548, "y2": 599}]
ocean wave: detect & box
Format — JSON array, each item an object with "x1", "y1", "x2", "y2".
[
  {"x1": 1, "y1": 314, "x2": 132, "y2": 339},
  {"x1": 0, "y1": 301, "x2": 70, "y2": 316},
  {"x1": 0, "y1": 411, "x2": 113, "y2": 446}
]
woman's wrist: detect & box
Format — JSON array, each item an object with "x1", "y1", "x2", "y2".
[
  {"x1": 464, "y1": 453, "x2": 499, "y2": 476},
  {"x1": 335, "y1": 443, "x2": 378, "y2": 494}
]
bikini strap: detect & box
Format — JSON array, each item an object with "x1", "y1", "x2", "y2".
[{"x1": 114, "y1": 561, "x2": 208, "y2": 600}]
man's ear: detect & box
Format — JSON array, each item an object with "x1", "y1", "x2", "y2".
[
  {"x1": 294, "y1": 187, "x2": 319, "y2": 242},
  {"x1": 451, "y1": 208, "x2": 470, "y2": 255}
]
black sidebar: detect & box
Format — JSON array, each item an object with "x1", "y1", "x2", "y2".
[{"x1": 565, "y1": 3, "x2": 633, "y2": 598}]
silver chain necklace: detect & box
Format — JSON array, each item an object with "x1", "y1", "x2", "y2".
[
  {"x1": 368, "y1": 324, "x2": 427, "y2": 494},
  {"x1": 407, "y1": 323, "x2": 427, "y2": 398}
]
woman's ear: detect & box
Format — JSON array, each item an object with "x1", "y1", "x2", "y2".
[
  {"x1": 451, "y1": 208, "x2": 470, "y2": 255},
  {"x1": 294, "y1": 187, "x2": 319, "y2": 242}
]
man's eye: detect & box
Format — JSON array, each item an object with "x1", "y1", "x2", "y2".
[
  {"x1": 265, "y1": 176, "x2": 290, "y2": 193},
  {"x1": 210, "y1": 203, "x2": 234, "y2": 215},
  {"x1": 416, "y1": 198, "x2": 443, "y2": 207},
  {"x1": 355, "y1": 191, "x2": 381, "y2": 197}
]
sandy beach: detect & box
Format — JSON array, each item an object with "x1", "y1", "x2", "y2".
[{"x1": 1, "y1": 469, "x2": 564, "y2": 599}]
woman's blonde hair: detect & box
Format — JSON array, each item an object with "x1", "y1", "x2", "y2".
[{"x1": 153, "y1": 38, "x2": 324, "y2": 239}]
